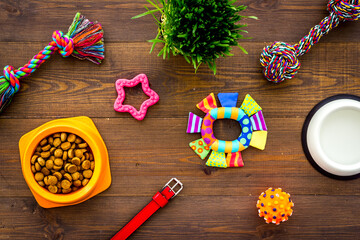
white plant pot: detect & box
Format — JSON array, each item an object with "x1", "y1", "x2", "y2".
[{"x1": 302, "y1": 95, "x2": 360, "y2": 177}]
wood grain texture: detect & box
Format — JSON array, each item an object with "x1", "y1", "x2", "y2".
[
  {"x1": 0, "y1": 195, "x2": 359, "y2": 239},
  {"x1": 0, "y1": 0, "x2": 358, "y2": 42},
  {"x1": 0, "y1": 0, "x2": 359, "y2": 239},
  {"x1": 0, "y1": 42, "x2": 359, "y2": 118}
]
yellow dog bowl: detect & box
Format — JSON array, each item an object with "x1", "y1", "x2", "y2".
[{"x1": 19, "y1": 116, "x2": 111, "y2": 208}]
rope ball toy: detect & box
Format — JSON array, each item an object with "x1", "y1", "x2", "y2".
[
  {"x1": 260, "y1": 0, "x2": 360, "y2": 83},
  {"x1": 0, "y1": 13, "x2": 105, "y2": 112}
]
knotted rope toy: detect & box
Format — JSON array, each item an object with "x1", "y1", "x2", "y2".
[
  {"x1": 260, "y1": 0, "x2": 360, "y2": 83},
  {"x1": 0, "y1": 13, "x2": 104, "y2": 112}
]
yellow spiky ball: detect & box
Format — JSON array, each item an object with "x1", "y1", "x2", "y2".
[{"x1": 256, "y1": 188, "x2": 294, "y2": 225}]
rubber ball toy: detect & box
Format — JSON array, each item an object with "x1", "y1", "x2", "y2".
[{"x1": 256, "y1": 188, "x2": 294, "y2": 225}]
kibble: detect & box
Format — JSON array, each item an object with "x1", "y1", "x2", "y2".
[
  {"x1": 73, "y1": 180, "x2": 81, "y2": 187},
  {"x1": 44, "y1": 176, "x2": 49, "y2": 185},
  {"x1": 53, "y1": 172, "x2": 62, "y2": 181},
  {"x1": 31, "y1": 155, "x2": 37, "y2": 164},
  {"x1": 71, "y1": 172, "x2": 80, "y2": 181},
  {"x1": 53, "y1": 138, "x2": 61, "y2": 147},
  {"x1": 62, "y1": 188, "x2": 71, "y2": 194},
  {"x1": 35, "y1": 172, "x2": 44, "y2": 181},
  {"x1": 60, "y1": 133, "x2": 67, "y2": 142},
  {"x1": 61, "y1": 142, "x2": 71, "y2": 151},
  {"x1": 31, "y1": 132, "x2": 94, "y2": 194},
  {"x1": 41, "y1": 144, "x2": 51, "y2": 152},
  {"x1": 82, "y1": 160, "x2": 90, "y2": 170},
  {"x1": 63, "y1": 173, "x2": 72, "y2": 182},
  {"x1": 54, "y1": 149, "x2": 63, "y2": 158},
  {"x1": 48, "y1": 185, "x2": 58, "y2": 193},
  {"x1": 90, "y1": 161, "x2": 95, "y2": 171},
  {"x1": 75, "y1": 149, "x2": 83, "y2": 158},
  {"x1": 68, "y1": 164, "x2": 77, "y2": 174},
  {"x1": 68, "y1": 149, "x2": 74, "y2": 159},
  {"x1": 53, "y1": 165, "x2": 62, "y2": 171},
  {"x1": 39, "y1": 139, "x2": 47, "y2": 146},
  {"x1": 35, "y1": 162, "x2": 41, "y2": 171},
  {"x1": 50, "y1": 147, "x2": 56, "y2": 154},
  {"x1": 83, "y1": 170, "x2": 93, "y2": 179},
  {"x1": 62, "y1": 151, "x2": 68, "y2": 161},
  {"x1": 82, "y1": 179, "x2": 89, "y2": 186},
  {"x1": 54, "y1": 158, "x2": 63, "y2": 167},
  {"x1": 71, "y1": 157, "x2": 81, "y2": 166},
  {"x1": 40, "y1": 151, "x2": 50, "y2": 159},
  {"x1": 48, "y1": 176, "x2": 58, "y2": 185},
  {"x1": 46, "y1": 160, "x2": 54, "y2": 169},
  {"x1": 78, "y1": 143, "x2": 87, "y2": 148},
  {"x1": 67, "y1": 134, "x2": 76, "y2": 143},
  {"x1": 41, "y1": 167, "x2": 50, "y2": 176},
  {"x1": 37, "y1": 157, "x2": 46, "y2": 166},
  {"x1": 61, "y1": 180, "x2": 71, "y2": 189}
]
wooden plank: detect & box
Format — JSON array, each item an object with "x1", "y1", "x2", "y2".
[
  {"x1": 0, "y1": 42, "x2": 359, "y2": 118},
  {"x1": 0, "y1": 0, "x2": 358, "y2": 43},
  {"x1": 0, "y1": 195, "x2": 359, "y2": 239},
  {"x1": 1, "y1": 118, "x2": 359, "y2": 197}
]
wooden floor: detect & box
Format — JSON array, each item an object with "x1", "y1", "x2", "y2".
[{"x1": 0, "y1": 0, "x2": 359, "y2": 239}]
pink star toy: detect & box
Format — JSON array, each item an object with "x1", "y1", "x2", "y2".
[{"x1": 114, "y1": 74, "x2": 159, "y2": 120}]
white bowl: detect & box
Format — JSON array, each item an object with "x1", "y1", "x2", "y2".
[{"x1": 304, "y1": 95, "x2": 360, "y2": 177}]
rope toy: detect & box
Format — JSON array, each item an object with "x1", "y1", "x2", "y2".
[
  {"x1": 187, "y1": 93, "x2": 267, "y2": 168},
  {"x1": 257, "y1": 188, "x2": 294, "y2": 225},
  {"x1": 0, "y1": 13, "x2": 105, "y2": 112},
  {"x1": 260, "y1": 0, "x2": 360, "y2": 83}
]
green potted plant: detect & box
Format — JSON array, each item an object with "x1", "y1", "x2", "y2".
[{"x1": 133, "y1": 0, "x2": 256, "y2": 74}]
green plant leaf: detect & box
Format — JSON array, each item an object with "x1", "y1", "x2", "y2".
[
  {"x1": 131, "y1": 8, "x2": 161, "y2": 19},
  {"x1": 146, "y1": 0, "x2": 163, "y2": 14},
  {"x1": 133, "y1": 0, "x2": 256, "y2": 75},
  {"x1": 238, "y1": 45, "x2": 248, "y2": 54}
]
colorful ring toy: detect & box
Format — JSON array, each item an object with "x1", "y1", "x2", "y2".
[
  {"x1": 187, "y1": 93, "x2": 268, "y2": 168},
  {"x1": 201, "y1": 107, "x2": 252, "y2": 153}
]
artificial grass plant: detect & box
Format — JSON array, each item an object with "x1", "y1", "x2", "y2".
[{"x1": 133, "y1": 0, "x2": 256, "y2": 74}]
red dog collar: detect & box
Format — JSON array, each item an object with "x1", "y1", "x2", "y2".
[{"x1": 111, "y1": 178, "x2": 183, "y2": 240}]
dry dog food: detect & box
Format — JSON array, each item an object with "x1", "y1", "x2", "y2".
[{"x1": 31, "y1": 132, "x2": 95, "y2": 194}]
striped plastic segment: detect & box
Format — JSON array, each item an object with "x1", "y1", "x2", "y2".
[
  {"x1": 196, "y1": 93, "x2": 217, "y2": 113},
  {"x1": 186, "y1": 112, "x2": 203, "y2": 133},
  {"x1": 250, "y1": 111, "x2": 267, "y2": 131},
  {"x1": 226, "y1": 152, "x2": 244, "y2": 167}
]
